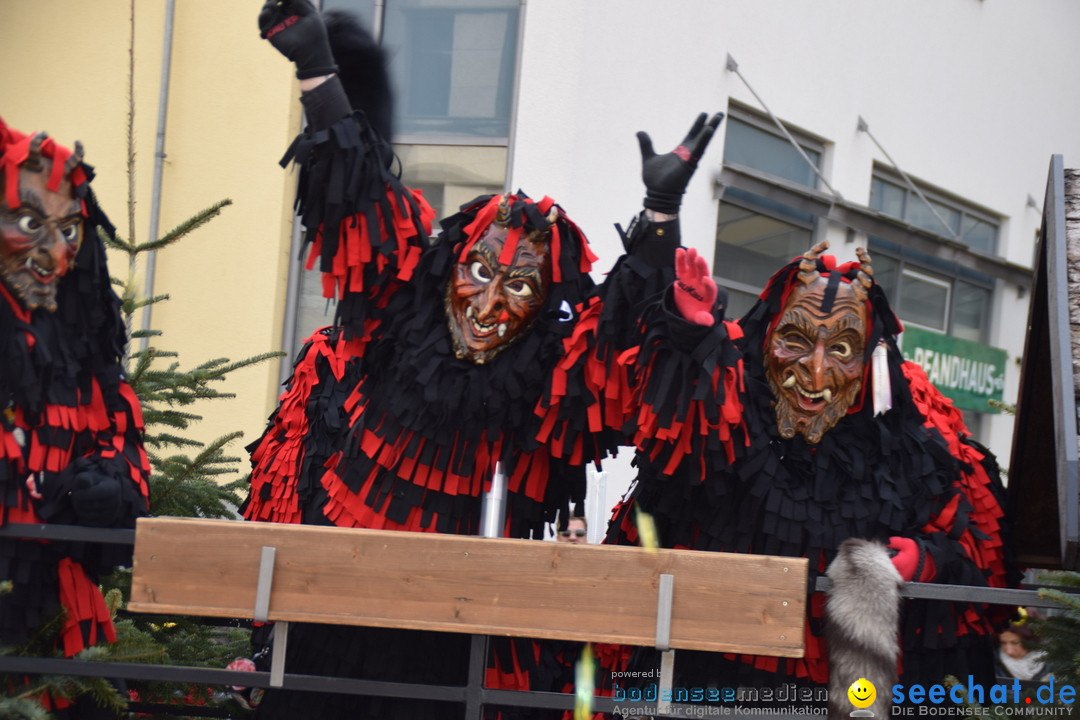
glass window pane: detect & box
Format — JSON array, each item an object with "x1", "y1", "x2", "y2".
[
  {"x1": 952, "y1": 281, "x2": 990, "y2": 342},
  {"x1": 907, "y1": 197, "x2": 961, "y2": 238},
  {"x1": 961, "y1": 215, "x2": 998, "y2": 254},
  {"x1": 899, "y1": 270, "x2": 949, "y2": 331},
  {"x1": 715, "y1": 201, "x2": 812, "y2": 289},
  {"x1": 293, "y1": 260, "x2": 336, "y2": 356},
  {"x1": 725, "y1": 289, "x2": 759, "y2": 322},
  {"x1": 393, "y1": 143, "x2": 507, "y2": 220},
  {"x1": 383, "y1": 0, "x2": 519, "y2": 138},
  {"x1": 960, "y1": 409, "x2": 983, "y2": 442},
  {"x1": 869, "y1": 177, "x2": 905, "y2": 218},
  {"x1": 723, "y1": 118, "x2": 820, "y2": 188}
]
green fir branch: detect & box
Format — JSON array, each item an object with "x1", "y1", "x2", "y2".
[
  {"x1": 137, "y1": 199, "x2": 233, "y2": 253},
  {"x1": 125, "y1": 293, "x2": 171, "y2": 314},
  {"x1": 99, "y1": 224, "x2": 133, "y2": 254}
]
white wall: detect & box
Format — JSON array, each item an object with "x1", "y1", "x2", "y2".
[{"x1": 510, "y1": 0, "x2": 1080, "y2": 487}]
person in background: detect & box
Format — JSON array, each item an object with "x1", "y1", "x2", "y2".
[
  {"x1": 996, "y1": 620, "x2": 1051, "y2": 682},
  {"x1": 557, "y1": 516, "x2": 588, "y2": 544}
]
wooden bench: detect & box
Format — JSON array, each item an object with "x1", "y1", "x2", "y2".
[{"x1": 129, "y1": 517, "x2": 807, "y2": 688}]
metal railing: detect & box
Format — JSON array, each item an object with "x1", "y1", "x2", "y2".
[{"x1": 0, "y1": 521, "x2": 1071, "y2": 719}]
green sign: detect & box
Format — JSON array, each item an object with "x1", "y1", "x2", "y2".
[{"x1": 900, "y1": 327, "x2": 1007, "y2": 414}]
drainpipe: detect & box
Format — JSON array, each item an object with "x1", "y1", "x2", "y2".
[
  {"x1": 502, "y1": 0, "x2": 528, "y2": 191},
  {"x1": 140, "y1": 0, "x2": 177, "y2": 351}
]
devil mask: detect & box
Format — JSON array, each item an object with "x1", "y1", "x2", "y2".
[
  {"x1": 445, "y1": 197, "x2": 553, "y2": 364},
  {"x1": 0, "y1": 133, "x2": 84, "y2": 313},
  {"x1": 765, "y1": 242, "x2": 874, "y2": 444}
]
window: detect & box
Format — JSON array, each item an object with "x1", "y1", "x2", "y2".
[
  {"x1": 723, "y1": 115, "x2": 822, "y2": 188},
  {"x1": 869, "y1": 166, "x2": 1001, "y2": 254},
  {"x1": 383, "y1": 0, "x2": 519, "y2": 140},
  {"x1": 284, "y1": 0, "x2": 518, "y2": 361},
  {"x1": 867, "y1": 237, "x2": 994, "y2": 343},
  {"x1": 715, "y1": 104, "x2": 827, "y2": 318}
]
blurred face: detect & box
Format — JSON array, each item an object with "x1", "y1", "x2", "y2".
[
  {"x1": 766, "y1": 277, "x2": 867, "y2": 445},
  {"x1": 1000, "y1": 631, "x2": 1029, "y2": 660},
  {"x1": 0, "y1": 159, "x2": 83, "y2": 312},
  {"x1": 446, "y1": 223, "x2": 550, "y2": 364},
  {"x1": 557, "y1": 518, "x2": 587, "y2": 544}
]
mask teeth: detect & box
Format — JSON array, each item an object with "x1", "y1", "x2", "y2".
[{"x1": 783, "y1": 375, "x2": 797, "y2": 388}]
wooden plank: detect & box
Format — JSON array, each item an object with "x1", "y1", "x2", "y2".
[{"x1": 129, "y1": 517, "x2": 807, "y2": 657}]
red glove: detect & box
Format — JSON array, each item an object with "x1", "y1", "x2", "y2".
[
  {"x1": 674, "y1": 247, "x2": 717, "y2": 327},
  {"x1": 888, "y1": 536, "x2": 935, "y2": 582}
]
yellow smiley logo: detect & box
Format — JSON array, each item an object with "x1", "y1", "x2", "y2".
[{"x1": 847, "y1": 678, "x2": 876, "y2": 709}]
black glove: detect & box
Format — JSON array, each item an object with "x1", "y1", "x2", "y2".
[
  {"x1": 638, "y1": 112, "x2": 724, "y2": 215},
  {"x1": 70, "y1": 468, "x2": 123, "y2": 528},
  {"x1": 258, "y1": 0, "x2": 338, "y2": 79}
]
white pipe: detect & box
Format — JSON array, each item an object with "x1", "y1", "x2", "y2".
[
  {"x1": 501, "y1": 0, "x2": 528, "y2": 192},
  {"x1": 139, "y1": 0, "x2": 177, "y2": 351},
  {"x1": 480, "y1": 461, "x2": 508, "y2": 538}
]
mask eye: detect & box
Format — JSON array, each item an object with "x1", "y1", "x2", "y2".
[
  {"x1": 829, "y1": 341, "x2": 852, "y2": 360},
  {"x1": 504, "y1": 279, "x2": 534, "y2": 298},
  {"x1": 780, "y1": 332, "x2": 810, "y2": 352},
  {"x1": 16, "y1": 215, "x2": 41, "y2": 235},
  {"x1": 61, "y1": 224, "x2": 81, "y2": 243},
  {"x1": 469, "y1": 260, "x2": 493, "y2": 283}
]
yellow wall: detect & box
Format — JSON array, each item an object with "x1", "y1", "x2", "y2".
[{"x1": 0, "y1": 1, "x2": 301, "y2": 478}]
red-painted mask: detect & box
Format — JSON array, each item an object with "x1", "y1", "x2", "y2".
[
  {"x1": 765, "y1": 243, "x2": 873, "y2": 444},
  {"x1": 445, "y1": 215, "x2": 551, "y2": 364},
  {"x1": 444, "y1": 199, "x2": 552, "y2": 362},
  {"x1": 0, "y1": 156, "x2": 83, "y2": 312}
]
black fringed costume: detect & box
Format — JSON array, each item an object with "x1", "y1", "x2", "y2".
[
  {"x1": 241, "y1": 43, "x2": 676, "y2": 717},
  {"x1": 594, "y1": 251, "x2": 1016, "y2": 707},
  {"x1": 0, "y1": 119, "x2": 150, "y2": 715}
]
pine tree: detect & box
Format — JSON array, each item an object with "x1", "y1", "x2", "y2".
[{"x1": 92, "y1": 2, "x2": 283, "y2": 710}]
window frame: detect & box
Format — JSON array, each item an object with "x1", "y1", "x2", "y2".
[
  {"x1": 866, "y1": 236, "x2": 996, "y2": 344},
  {"x1": 722, "y1": 100, "x2": 830, "y2": 191},
  {"x1": 712, "y1": 102, "x2": 832, "y2": 316},
  {"x1": 870, "y1": 163, "x2": 1002, "y2": 255}
]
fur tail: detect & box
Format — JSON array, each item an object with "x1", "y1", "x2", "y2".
[
  {"x1": 825, "y1": 538, "x2": 903, "y2": 720},
  {"x1": 323, "y1": 9, "x2": 394, "y2": 143}
]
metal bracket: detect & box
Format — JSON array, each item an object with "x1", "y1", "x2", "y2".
[
  {"x1": 655, "y1": 573, "x2": 674, "y2": 651},
  {"x1": 270, "y1": 620, "x2": 290, "y2": 688},
  {"x1": 656, "y1": 649, "x2": 676, "y2": 716},
  {"x1": 253, "y1": 546, "x2": 288, "y2": 688},
  {"x1": 254, "y1": 546, "x2": 276, "y2": 623}
]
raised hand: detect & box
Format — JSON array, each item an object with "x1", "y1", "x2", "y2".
[
  {"x1": 258, "y1": 0, "x2": 338, "y2": 79},
  {"x1": 674, "y1": 247, "x2": 717, "y2": 327},
  {"x1": 638, "y1": 112, "x2": 723, "y2": 214}
]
